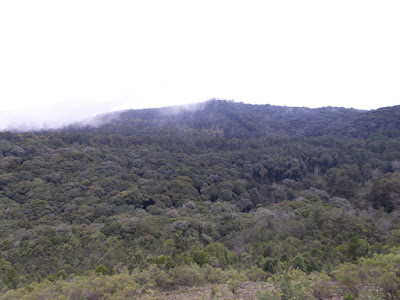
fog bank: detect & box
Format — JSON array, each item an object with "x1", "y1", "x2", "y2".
[{"x1": 0, "y1": 99, "x2": 127, "y2": 131}]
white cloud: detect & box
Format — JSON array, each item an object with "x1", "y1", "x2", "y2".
[{"x1": 0, "y1": 0, "x2": 399, "y2": 129}]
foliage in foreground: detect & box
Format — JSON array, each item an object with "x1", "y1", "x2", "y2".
[
  {"x1": 1, "y1": 264, "x2": 256, "y2": 300},
  {"x1": 258, "y1": 248, "x2": 400, "y2": 300},
  {"x1": 1, "y1": 248, "x2": 400, "y2": 299}
]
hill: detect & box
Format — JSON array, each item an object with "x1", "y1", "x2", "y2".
[
  {"x1": 1, "y1": 100, "x2": 400, "y2": 298},
  {"x1": 65, "y1": 100, "x2": 400, "y2": 138}
]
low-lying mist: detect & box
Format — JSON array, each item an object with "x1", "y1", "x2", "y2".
[
  {"x1": 0, "y1": 96, "x2": 215, "y2": 132},
  {"x1": 0, "y1": 100, "x2": 130, "y2": 132},
  {"x1": 0, "y1": 99, "x2": 211, "y2": 132}
]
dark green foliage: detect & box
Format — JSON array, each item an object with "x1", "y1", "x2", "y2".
[
  {"x1": 343, "y1": 293, "x2": 356, "y2": 300},
  {"x1": 95, "y1": 264, "x2": 110, "y2": 276},
  {"x1": 347, "y1": 237, "x2": 370, "y2": 261},
  {"x1": 101, "y1": 221, "x2": 122, "y2": 236},
  {"x1": 202, "y1": 243, "x2": 234, "y2": 268},
  {"x1": 152, "y1": 255, "x2": 175, "y2": 270},
  {"x1": 263, "y1": 257, "x2": 276, "y2": 274},
  {"x1": 46, "y1": 270, "x2": 68, "y2": 282},
  {"x1": 292, "y1": 256, "x2": 307, "y2": 273},
  {"x1": 191, "y1": 250, "x2": 209, "y2": 267},
  {"x1": 1, "y1": 100, "x2": 400, "y2": 296},
  {"x1": 368, "y1": 173, "x2": 400, "y2": 212},
  {"x1": 3, "y1": 266, "x2": 20, "y2": 289}
]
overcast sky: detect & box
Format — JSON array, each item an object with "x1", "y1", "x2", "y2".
[{"x1": 1, "y1": 0, "x2": 399, "y2": 130}]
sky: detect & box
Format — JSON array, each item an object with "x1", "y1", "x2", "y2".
[{"x1": 0, "y1": 0, "x2": 399, "y2": 130}]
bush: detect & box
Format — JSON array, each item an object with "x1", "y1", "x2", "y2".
[
  {"x1": 95, "y1": 264, "x2": 110, "y2": 276},
  {"x1": 191, "y1": 249, "x2": 209, "y2": 266},
  {"x1": 292, "y1": 256, "x2": 307, "y2": 273},
  {"x1": 226, "y1": 269, "x2": 248, "y2": 294},
  {"x1": 329, "y1": 196, "x2": 353, "y2": 210},
  {"x1": 170, "y1": 220, "x2": 189, "y2": 233},
  {"x1": 333, "y1": 247, "x2": 400, "y2": 298},
  {"x1": 153, "y1": 255, "x2": 175, "y2": 270},
  {"x1": 193, "y1": 244, "x2": 231, "y2": 268},
  {"x1": 3, "y1": 266, "x2": 20, "y2": 289},
  {"x1": 343, "y1": 293, "x2": 356, "y2": 300},
  {"x1": 205, "y1": 266, "x2": 226, "y2": 284},
  {"x1": 259, "y1": 268, "x2": 313, "y2": 300},
  {"x1": 203, "y1": 243, "x2": 235, "y2": 268},
  {"x1": 309, "y1": 272, "x2": 336, "y2": 300},
  {"x1": 171, "y1": 264, "x2": 205, "y2": 287},
  {"x1": 46, "y1": 270, "x2": 68, "y2": 282},
  {"x1": 263, "y1": 257, "x2": 276, "y2": 274},
  {"x1": 245, "y1": 266, "x2": 267, "y2": 282},
  {"x1": 2, "y1": 273, "x2": 142, "y2": 299}
]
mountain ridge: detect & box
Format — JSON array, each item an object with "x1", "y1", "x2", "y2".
[{"x1": 62, "y1": 100, "x2": 400, "y2": 139}]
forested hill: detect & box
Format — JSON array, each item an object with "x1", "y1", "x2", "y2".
[
  {"x1": 1, "y1": 100, "x2": 400, "y2": 298},
  {"x1": 68, "y1": 100, "x2": 400, "y2": 139}
]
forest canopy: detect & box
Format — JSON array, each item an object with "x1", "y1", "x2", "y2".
[{"x1": 1, "y1": 100, "x2": 400, "y2": 299}]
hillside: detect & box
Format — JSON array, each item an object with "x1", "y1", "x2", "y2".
[
  {"x1": 1, "y1": 100, "x2": 400, "y2": 299},
  {"x1": 66, "y1": 100, "x2": 400, "y2": 139}
]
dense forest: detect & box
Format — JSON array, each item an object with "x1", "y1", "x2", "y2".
[{"x1": 1, "y1": 100, "x2": 400, "y2": 299}]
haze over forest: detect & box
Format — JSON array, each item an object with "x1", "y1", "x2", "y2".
[
  {"x1": 1, "y1": 0, "x2": 400, "y2": 298},
  {"x1": 1, "y1": 1, "x2": 400, "y2": 131},
  {"x1": 1, "y1": 100, "x2": 400, "y2": 299},
  {"x1": 0, "y1": 98, "x2": 396, "y2": 132}
]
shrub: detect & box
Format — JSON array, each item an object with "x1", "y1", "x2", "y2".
[
  {"x1": 153, "y1": 255, "x2": 175, "y2": 270},
  {"x1": 309, "y1": 272, "x2": 336, "y2": 300},
  {"x1": 205, "y1": 266, "x2": 226, "y2": 284},
  {"x1": 245, "y1": 266, "x2": 267, "y2": 282},
  {"x1": 259, "y1": 268, "x2": 313, "y2": 300},
  {"x1": 226, "y1": 269, "x2": 248, "y2": 294},
  {"x1": 203, "y1": 243, "x2": 235, "y2": 268},
  {"x1": 263, "y1": 257, "x2": 276, "y2": 274},
  {"x1": 171, "y1": 264, "x2": 205, "y2": 287},
  {"x1": 46, "y1": 270, "x2": 68, "y2": 282},
  {"x1": 170, "y1": 220, "x2": 189, "y2": 233},
  {"x1": 292, "y1": 256, "x2": 307, "y2": 273},
  {"x1": 3, "y1": 266, "x2": 20, "y2": 289},
  {"x1": 343, "y1": 293, "x2": 356, "y2": 300},
  {"x1": 191, "y1": 249, "x2": 209, "y2": 266},
  {"x1": 333, "y1": 263, "x2": 361, "y2": 297},
  {"x1": 95, "y1": 264, "x2": 110, "y2": 276},
  {"x1": 329, "y1": 196, "x2": 353, "y2": 210},
  {"x1": 333, "y1": 248, "x2": 400, "y2": 298}
]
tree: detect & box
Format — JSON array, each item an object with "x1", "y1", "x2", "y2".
[{"x1": 4, "y1": 266, "x2": 20, "y2": 289}]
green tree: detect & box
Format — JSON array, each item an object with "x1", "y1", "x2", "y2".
[
  {"x1": 4, "y1": 266, "x2": 20, "y2": 289},
  {"x1": 95, "y1": 264, "x2": 110, "y2": 276}
]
